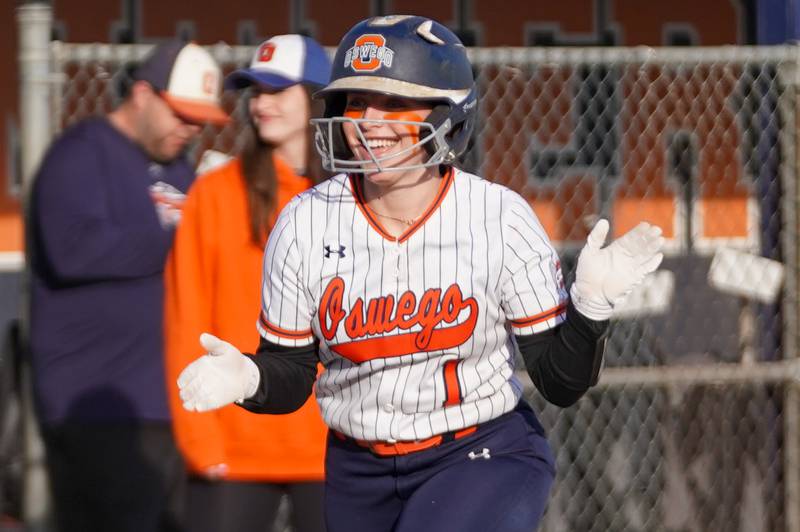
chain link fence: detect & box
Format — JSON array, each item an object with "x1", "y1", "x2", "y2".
[{"x1": 40, "y1": 43, "x2": 800, "y2": 531}]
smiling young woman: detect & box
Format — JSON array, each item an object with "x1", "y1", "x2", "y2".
[
  {"x1": 177, "y1": 15, "x2": 665, "y2": 532},
  {"x1": 339, "y1": 92, "x2": 442, "y2": 235}
]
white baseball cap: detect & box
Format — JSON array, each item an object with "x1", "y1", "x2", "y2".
[
  {"x1": 132, "y1": 40, "x2": 230, "y2": 125},
  {"x1": 225, "y1": 35, "x2": 331, "y2": 90}
]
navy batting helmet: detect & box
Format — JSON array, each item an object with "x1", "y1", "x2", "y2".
[{"x1": 312, "y1": 15, "x2": 477, "y2": 173}]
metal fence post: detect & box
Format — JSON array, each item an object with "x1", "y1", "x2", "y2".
[
  {"x1": 17, "y1": 1, "x2": 52, "y2": 193},
  {"x1": 16, "y1": 2, "x2": 53, "y2": 531},
  {"x1": 778, "y1": 45, "x2": 800, "y2": 532}
]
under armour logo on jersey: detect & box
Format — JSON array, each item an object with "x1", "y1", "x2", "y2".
[
  {"x1": 324, "y1": 244, "x2": 346, "y2": 258},
  {"x1": 468, "y1": 448, "x2": 491, "y2": 460}
]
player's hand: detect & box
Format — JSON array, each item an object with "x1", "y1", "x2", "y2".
[
  {"x1": 177, "y1": 333, "x2": 261, "y2": 412},
  {"x1": 571, "y1": 219, "x2": 664, "y2": 321}
]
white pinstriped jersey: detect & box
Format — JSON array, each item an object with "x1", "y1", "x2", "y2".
[{"x1": 257, "y1": 168, "x2": 567, "y2": 441}]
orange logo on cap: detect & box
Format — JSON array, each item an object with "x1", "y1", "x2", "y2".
[
  {"x1": 258, "y1": 42, "x2": 276, "y2": 63},
  {"x1": 344, "y1": 34, "x2": 395, "y2": 72}
]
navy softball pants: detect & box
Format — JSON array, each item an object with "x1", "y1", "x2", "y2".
[{"x1": 324, "y1": 401, "x2": 556, "y2": 532}]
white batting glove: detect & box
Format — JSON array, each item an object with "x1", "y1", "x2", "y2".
[
  {"x1": 177, "y1": 333, "x2": 261, "y2": 412},
  {"x1": 570, "y1": 219, "x2": 665, "y2": 321}
]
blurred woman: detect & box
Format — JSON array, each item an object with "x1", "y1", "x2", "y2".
[{"x1": 164, "y1": 35, "x2": 331, "y2": 532}]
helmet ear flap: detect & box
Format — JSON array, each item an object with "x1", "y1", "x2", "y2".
[
  {"x1": 424, "y1": 101, "x2": 476, "y2": 160},
  {"x1": 423, "y1": 104, "x2": 452, "y2": 158},
  {"x1": 447, "y1": 112, "x2": 475, "y2": 159}
]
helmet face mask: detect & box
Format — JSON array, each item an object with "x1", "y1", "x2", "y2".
[
  {"x1": 311, "y1": 114, "x2": 454, "y2": 174},
  {"x1": 314, "y1": 15, "x2": 476, "y2": 174}
]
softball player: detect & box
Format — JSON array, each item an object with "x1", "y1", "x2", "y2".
[{"x1": 178, "y1": 15, "x2": 664, "y2": 532}]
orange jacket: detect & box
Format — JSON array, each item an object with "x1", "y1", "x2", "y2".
[{"x1": 164, "y1": 157, "x2": 326, "y2": 482}]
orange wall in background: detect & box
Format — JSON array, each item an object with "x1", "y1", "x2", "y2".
[
  {"x1": 1, "y1": 5, "x2": 20, "y2": 253},
  {"x1": 2, "y1": 0, "x2": 749, "y2": 254}
]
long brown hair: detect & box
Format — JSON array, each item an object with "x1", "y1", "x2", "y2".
[{"x1": 240, "y1": 85, "x2": 326, "y2": 245}]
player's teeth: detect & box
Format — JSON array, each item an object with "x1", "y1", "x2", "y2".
[{"x1": 365, "y1": 139, "x2": 397, "y2": 149}]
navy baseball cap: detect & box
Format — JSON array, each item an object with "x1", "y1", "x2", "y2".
[
  {"x1": 225, "y1": 35, "x2": 331, "y2": 91},
  {"x1": 132, "y1": 40, "x2": 229, "y2": 125}
]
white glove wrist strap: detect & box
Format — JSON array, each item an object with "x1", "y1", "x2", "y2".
[
  {"x1": 570, "y1": 284, "x2": 614, "y2": 321},
  {"x1": 241, "y1": 356, "x2": 261, "y2": 401}
]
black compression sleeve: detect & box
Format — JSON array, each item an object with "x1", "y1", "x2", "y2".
[
  {"x1": 516, "y1": 300, "x2": 609, "y2": 407},
  {"x1": 237, "y1": 337, "x2": 319, "y2": 414}
]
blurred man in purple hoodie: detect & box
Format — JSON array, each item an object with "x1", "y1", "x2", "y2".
[{"x1": 28, "y1": 40, "x2": 228, "y2": 532}]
